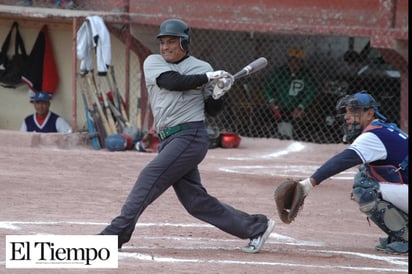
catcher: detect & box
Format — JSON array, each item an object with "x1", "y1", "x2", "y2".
[{"x1": 274, "y1": 91, "x2": 408, "y2": 254}]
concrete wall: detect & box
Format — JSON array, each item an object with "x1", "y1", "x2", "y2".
[
  {"x1": 0, "y1": 0, "x2": 408, "y2": 131},
  {"x1": 0, "y1": 21, "x2": 73, "y2": 130},
  {"x1": 0, "y1": 18, "x2": 129, "y2": 131}
]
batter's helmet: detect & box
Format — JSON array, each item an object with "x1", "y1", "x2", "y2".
[
  {"x1": 105, "y1": 134, "x2": 127, "y2": 151},
  {"x1": 135, "y1": 131, "x2": 160, "y2": 152},
  {"x1": 157, "y1": 19, "x2": 190, "y2": 52},
  {"x1": 123, "y1": 125, "x2": 143, "y2": 145},
  {"x1": 220, "y1": 132, "x2": 241, "y2": 148},
  {"x1": 121, "y1": 133, "x2": 133, "y2": 150}
]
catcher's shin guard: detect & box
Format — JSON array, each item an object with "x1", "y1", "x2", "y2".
[
  {"x1": 352, "y1": 173, "x2": 408, "y2": 242},
  {"x1": 367, "y1": 200, "x2": 408, "y2": 242},
  {"x1": 352, "y1": 168, "x2": 380, "y2": 212}
]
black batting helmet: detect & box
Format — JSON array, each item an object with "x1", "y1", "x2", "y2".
[{"x1": 157, "y1": 19, "x2": 190, "y2": 52}]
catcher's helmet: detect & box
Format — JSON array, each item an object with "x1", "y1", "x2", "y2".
[
  {"x1": 157, "y1": 19, "x2": 190, "y2": 52},
  {"x1": 220, "y1": 132, "x2": 241, "y2": 148},
  {"x1": 336, "y1": 91, "x2": 386, "y2": 143}
]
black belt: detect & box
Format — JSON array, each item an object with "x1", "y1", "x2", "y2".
[{"x1": 159, "y1": 121, "x2": 204, "y2": 140}]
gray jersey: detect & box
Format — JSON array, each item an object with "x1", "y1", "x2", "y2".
[{"x1": 143, "y1": 54, "x2": 214, "y2": 132}]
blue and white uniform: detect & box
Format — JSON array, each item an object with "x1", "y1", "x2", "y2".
[
  {"x1": 312, "y1": 119, "x2": 408, "y2": 213},
  {"x1": 20, "y1": 111, "x2": 72, "y2": 133}
]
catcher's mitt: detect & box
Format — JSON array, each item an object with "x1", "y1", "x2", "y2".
[{"x1": 274, "y1": 179, "x2": 306, "y2": 224}]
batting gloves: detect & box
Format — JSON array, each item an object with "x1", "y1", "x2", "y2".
[
  {"x1": 212, "y1": 75, "x2": 234, "y2": 99},
  {"x1": 206, "y1": 70, "x2": 230, "y2": 81},
  {"x1": 298, "y1": 178, "x2": 314, "y2": 197}
]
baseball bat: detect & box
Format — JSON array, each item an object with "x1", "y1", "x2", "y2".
[
  {"x1": 102, "y1": 71, "x2": 129, "y2": 132},
  {"x1": 84, "y1": 72, "x2": 112, "y2": 138},
  {"x1": 108, "y1": 100, "x2": 132, "y2": 129},
  {"x1": 108, "y1": 66, "x2": 129, "y2": 122},
  {"x1": 78, "y1": 74, "x2": 101, "y2": 150},
  {"x1": 217, "y1": 57, "x2": 268, "y2": 88},
  {"x1": 135, "y1": 68, "x2": 143, "y2": 129},
  {"x1": 91, "y1": 73, "x2": 117, "y2": 135}
]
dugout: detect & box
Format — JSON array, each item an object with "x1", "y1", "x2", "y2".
[{"x1": 0, "y1": 0, "x2": 408, "y2": 144}]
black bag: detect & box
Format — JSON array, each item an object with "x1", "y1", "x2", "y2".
[{"x1": 0, "y1": 22, "x2": 28, "y2": 88}]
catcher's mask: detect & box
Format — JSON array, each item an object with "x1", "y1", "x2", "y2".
[
  {"x1": 157, "y1": 19, "x2": 190, "y2": 52},
  {"x1": 335, "y1": 91, "x2": 386, "y2": 143},
  {"x1": 220, "y1": 132, "x2": 241, "y2": 148}
]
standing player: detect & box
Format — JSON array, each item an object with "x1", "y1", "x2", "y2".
[
  {"x1": 99, "y1": 18, "x2": 274, "y2": 253},
  {"x1": 291, "y1": 91, "x2": 408, "y2": 254}
]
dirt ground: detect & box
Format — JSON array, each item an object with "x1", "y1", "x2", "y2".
[{"x1": 0, "y1": 130, "x2": 408, "y2": 273}]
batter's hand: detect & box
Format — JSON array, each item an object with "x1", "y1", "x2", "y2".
[
  {"x1": 212, "y1": 75, "x2": 234, "y2": 99},
  {"x1": 206, "y1": 70, "x2": 230, "y2": 81}
]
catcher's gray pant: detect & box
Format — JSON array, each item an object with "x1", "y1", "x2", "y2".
[{"x1": 101, "y1": 122, "x2": 269, "y2": 247}]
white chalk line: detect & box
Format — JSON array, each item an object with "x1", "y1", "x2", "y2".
[
  {"x1": 226, "y1": 142, "x2": 306, "y2": 161},
  {"x1": 0, "y1": 221, "x2": 407, "y2": 272},
  {"x1": 218, "y1": 142, "x2": 356, "y2": 179},
  {"x1": 219, "y1": 164, "x2": 356, "y2": 179},
  {"x1": 119, "y1": 252, "x2": 407, "y2": 273}
]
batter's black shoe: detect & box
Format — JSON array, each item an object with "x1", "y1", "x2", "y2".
[
  {"x1": 98, "y1": 232, "x2": 123, "y2": 250},
  {"x1": 241, "y1": 219, "x2": 275, "y2": 253}
]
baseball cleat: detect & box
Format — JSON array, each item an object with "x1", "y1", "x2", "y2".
[{"x1": 241, "y1": 219, "x2": 275, "y2": 253}]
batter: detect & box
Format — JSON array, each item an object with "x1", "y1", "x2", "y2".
[{"x1": 100, "y1": 18, "x2": 275, "y2": 254}]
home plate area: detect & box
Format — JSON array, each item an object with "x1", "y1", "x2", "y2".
[{"x1": 0, "y1": 132, "x2": 408, "y2": 273}]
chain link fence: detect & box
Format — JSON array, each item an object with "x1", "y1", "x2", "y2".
[
  {"x1": 5, "y1": 0, "x2": 404, "y2": 144},
  {"x1": 125, "y1": 23, "x2": 402, "y2": 144}
]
